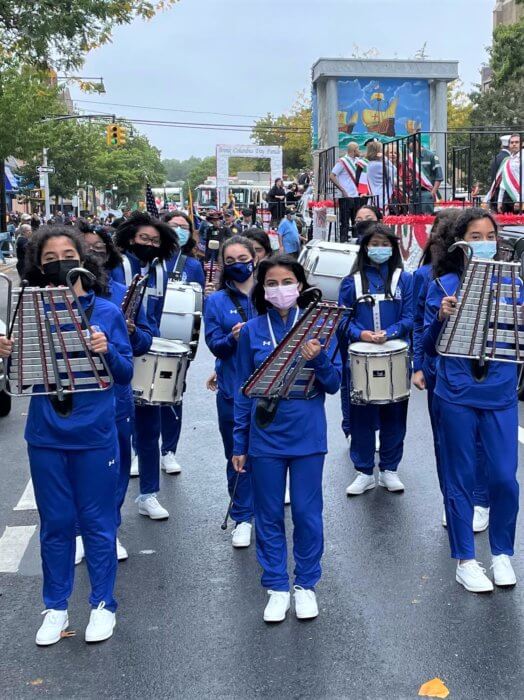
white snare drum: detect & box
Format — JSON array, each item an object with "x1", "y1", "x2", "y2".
[
  {"x1": 298, "y1": 240, "x2": 359, "y2": 301},
  {"x1": 349, "y1": 340, "x2": 410, "y2": 404},
  {"x1": 159, "y1": 281, "x2": 203, "y2": 356},
  {"x1": 132, "y1": 338, "x2": 190, "y2": 406}
]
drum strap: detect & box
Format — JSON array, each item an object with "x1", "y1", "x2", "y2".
[
  {"x1": 354, "y1": 269, "x2": 402, "y2": 332},
  {"x1": 122, "y1": 255, "x2": 134, "y2": 287},
  {"x1": 227, "y1": 290, "x2": 248, "y2": 323},
  {"x1": 169, "y1": 253, "x2": 187, "y2": 281}
]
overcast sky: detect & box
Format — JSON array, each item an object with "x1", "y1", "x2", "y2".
[{"x1": 69, "y1": 0, "x2": 495, "y2": 161}]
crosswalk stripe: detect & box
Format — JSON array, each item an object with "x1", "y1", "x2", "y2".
[
  {"x1": 519, "y1": 427, "x2": 524, "y2": 445},
  {"x1": 13, "y1": 479, "x2": 36, "y2": 511},
  {"x1": 0, "y1": 525, "x2": 37, "y2": 573}
]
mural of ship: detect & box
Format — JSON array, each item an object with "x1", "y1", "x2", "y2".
[
  {"x1": 337, "y1": 110, "x2": 359, "y2": 134},
  {"x1": 362, "y1": 91, "x2": 398, "y2": 137},
  {"x1": 406, "y1": 119, "x2": 422, "y2": 135}
]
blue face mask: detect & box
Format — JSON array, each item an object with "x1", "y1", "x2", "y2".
[
  {"x1": 224, "y1": 260, "x2": 254, "y2": 283},
  {"x1": 469, "y1": 240, "x2": 497, "y2": 260},
  {"x1": 174, "y1": 226, "x2": 190, "y2": 246},
  {"x1": 367, "y1": 246, "x2": 393, "y2": 264}
]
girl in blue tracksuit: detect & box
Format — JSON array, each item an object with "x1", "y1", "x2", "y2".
[
  {"x1": 412, "y1": 210, "x2": 489, "y2": 529},
  {"x1": 112, "y1": 212, "x2": 177, "y2": 520},
  {"x1": 82, "y1": 226, "x2": 152, "y2": 557},
  {"x1": 338, "y1": 223, "x2": 413, "y2": 495},
  {"x1": 232, "y1": 255, "x2": 341, "y2": 622},
  {"x1": 0, "y1": 226, "x2": 133, "y2": 646},
  {"x1": 204, "y1": 236, "x2": 257, "y2": 548},
  {"x1": 160, "y1": 212, "x2": 205, "y2": 473},
  {"x1": 423, "y1": 208, "x2": 520, "y2": 593}
]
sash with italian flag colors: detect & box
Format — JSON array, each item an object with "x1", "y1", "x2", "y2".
[
  {"x1": 501, "y1": 154, "x2": 522, "y2": 202},
  {"x1": 407, "y1": 154, "x2": 433, "y2": 192},
  {"x1": 355, "y1": 157, "x2": 369, "y2": 194},
  {"x1": 339, "y1": 155, "x2": 358, "y2": 186}
]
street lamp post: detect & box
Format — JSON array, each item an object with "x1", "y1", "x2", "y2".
[{"x1": 112, "y1": 184, "x2": 118, "y2": 209}]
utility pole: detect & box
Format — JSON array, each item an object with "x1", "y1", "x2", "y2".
[{"x1": 41, "y1": 148, "x2": 51, "y2": 220}]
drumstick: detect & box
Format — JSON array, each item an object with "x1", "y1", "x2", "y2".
[{"x1": 221, "y1": 469, "x2": 241, "y2": 531}]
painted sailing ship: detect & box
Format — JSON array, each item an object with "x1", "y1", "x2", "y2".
[
  {"x1": 337, "y1": 110, "x2": 359, "y2": 134},
  {"x1": 362, "y1": 91, "x2": 398, "y2": 137}
]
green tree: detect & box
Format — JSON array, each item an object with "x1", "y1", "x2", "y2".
[
  {"x1": 251, "y1": 93, "x2": 311, "y2": 174},
  {"x1": 0, "y1": 0, "x2": 179, "y2": 69},
  {"x1": 447, "y1": 80, "x2": 472, "y2": 130},
  {"x1": 186, "y1": 157, "x2": 216, "y2": 198}
]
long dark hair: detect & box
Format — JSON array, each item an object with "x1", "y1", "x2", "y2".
[
  {"x1": 23, "y1": 225, "x2": 107, "y2": 294},
  {"x1": 114, "y1": 211, "x2": 177, "y2": 261},
  {"x1": 350, "y1": 223, "x2": 403, "y2": 297},
  {"x1": 217, "y1": 235, "x2": 256, "y2": 290},
  {"x1": 244, "y1": 227, "x2": 272, "y2": 258},
  {"x1": 433, "y1": 207, "x2": 499, "y2": 279},
  {"x1": 418, "y1": 208, "x2": 461, "y2": 268},
  {"x1": 252, "y1": 254, "x2": 312, "y2": 315},
  {"x1": 162, "y1": 210, "x2": 197, "y2": 256},
  {"x1": 79, "y1": 224, "x2": 123, "y2": 271}
]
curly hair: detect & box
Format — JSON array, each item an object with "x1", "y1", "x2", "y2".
[
  {"x1": 114, "y1": 211, "x2": 177, "y2": 261},
  {"x1": 80, "y1": 225, "x2": 122, "y2": 271},
  {"x1": 418, "y1": 208, "x2": 461, "y2": 269}
]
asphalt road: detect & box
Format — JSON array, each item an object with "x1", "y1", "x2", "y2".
[{"x1": 1, "y1": 270, "x2": 524, "y2": 699}]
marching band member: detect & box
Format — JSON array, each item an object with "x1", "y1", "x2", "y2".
[
  {"x1": 112, "y1": 213, "x2": 177, "y2": 520},
  {"x1": 339, "y1": 223, "x2": 413, "y2": 496},
  {"x1": 81, "y1": 225, "x2": 152, "y2": 559},
  {"x1": 423, "y1": 208, "x2": 520, "y2": 593},
  {"x1": 204, "y1": 236, "x2": 256, "y2": 548},
  {"x1": 412, "y1": 210, "x2": 490, "y2": 531},
  {"x1": 0, "y1": 226, "x2": 133, "y2": 645},
  {"x1": 244, "y1": 227, "x2": 273, "y2": 263},
  {"x1": 233, "y1": 255, "x2": 341, "y2": 622},
  {"x1": 159, "y1": 211, "x2": 205, "y2": 475}
]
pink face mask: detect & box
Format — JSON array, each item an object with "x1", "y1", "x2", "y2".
[{"x1": 264, "y1": 283, "x2": 300, "y2": 310}]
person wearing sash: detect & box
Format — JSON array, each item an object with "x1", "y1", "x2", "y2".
[
  {"x1": 423, "y1": 208, "x2": 520, "y2": 592},
  {"x1": 204, "y1": 236, "x2": 256, "y2": 548},
  {"x1": 330, "y1": 141, "x2": 362, "y2": 242},
  {"x1": 232, "y1": 255, "x2": 341, "y2": 622},
  {"x1": 406, "y1": 140, "x2": 443, "y2": 215},
  {"x1": 79, "y1": 225, "x2": 152, "y2": 561},
  {"x1": 496, "y1": 135, "x2": 523, "y2": 213},
  {"x1": 112, "y1": 213, "x2": 177, "y2": 520},
  {"x1": 338, "y1": 223, "x2": 413, "y2": 495},
  {"x1": 0, "y1": 226, "x2": 133, "y2": 645},
  {"x1": 157, "y1": 211, "x2": 205, "y2": 475}
]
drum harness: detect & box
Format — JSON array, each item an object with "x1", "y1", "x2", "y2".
[{"x1": 353, "y1": 268, "x2": 402, "y2": 333}]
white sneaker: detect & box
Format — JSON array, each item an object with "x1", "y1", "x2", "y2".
[
  {"x1": 294, "y1": 586, "x2": 319, "y2": 620},
  {"x1": 473, "y1": 506, "x2": 490, "y2": 533},
  {"x1": 284, "y1": 483, "x2": 291, "y2": 505},
  {"x1": 85, "y1": 602, "x2": 116, "y2": 643},
  {"x1": 232, "y1": 522, "x2": 252, "y2": 548},
  {"x1": 456, "y1": 560, "x2": 494, "y2": 593},
  {"x1": 346, "y1": 472, "x2": 375, "y2": 496},
  {"x1": 161, "y1": 452, "x2": 182, "y2": 474},
  {"x1": 375, "y1": 431, "x2": 380, "y2": 451},
  {"x1": 263, "y1": 590, "x2": 290, "y2": 623},
  {"x1": 116, "y1": 538, "x2": 128, "y2": 561},
  {"x1": 36, "y1": 609, "x2": 69, "y2": 646},
  {"x1": 137, "y1": 494, "x2": 169, "y2": 520},
  {"x1": 378, "y1": 470, "x2": 405, "y2": 492},
  {"x1": 75, "y1": 535, "x2": 85, "y2": 565},
  {"x1": 442, "y1": 509, "x2": 447, "y2": 528},
  {"x1": 130, "y1": 455, "x2": 139, "y2": 477},
  {"x1": 491, "y1": 554, "x2": 517, "y2": 587}
]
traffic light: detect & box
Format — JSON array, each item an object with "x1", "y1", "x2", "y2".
[
  {"x1": 117, "y1": 126, "x2": 127, "y2": 146},
  {"x1": 106, "y1": 124, "x2": 118, "y2": 147}
]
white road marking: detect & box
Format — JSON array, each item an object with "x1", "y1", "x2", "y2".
[
  {"x1": 519, "y1": 427, "x2": 524, "y2": 445},
  {"x1": 13, "y1": 479, "x2": 36, "y2": 511},
  {"x1": 0, "y1": 525, "x2": 37, "y2": 573}
]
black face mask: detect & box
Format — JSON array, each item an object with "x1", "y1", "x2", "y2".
[
  {"x1": 354, "y1": 220, "x2": 375, "y2": 241},
  {"x1": 88, "y1": 251, "x2": 109, "y2": 267},
  {"x1": 42, "y1": 260, "x2": 80, "y2": 287},
  {"x1": 130, "y1": 243, "x2": 159, "y2": 264}
]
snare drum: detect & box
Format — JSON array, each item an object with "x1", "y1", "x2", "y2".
[
  {"x1": 348, "y1": 340, "x2": 410, "y2": 404},
  {"x1": 159, "y1": 281, "x2": 203, "y2": 356},
  {"x1": 132, "y1": 338, "x2": 190, "y2": 406},
  {"x1": 298, "y1": 240, "x2": 359, "y2": 301}
]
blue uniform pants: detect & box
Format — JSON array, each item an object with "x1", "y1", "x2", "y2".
[
  {"x1": 340, "y1": 365, "x2": 351, "y2": 437},
  {"x1": 116, "y1": 415, "x2": 133, "y2": 528},
  {"x1": 434, "y1": 396, "x2": 519, "y2": 560},
  {"x1": 28, "y1": 444, "x2": 119, "y2": 612},
  {"x1": 250, "y1": 453, "x2": 325, "y2": 591},
  {"x1": 350, "y1": 400, "x2": 408, "y2": 473},
  {"x1": 160, "y1": 403, "x2": 183, "y2": 455},
  {"x1": 216, "y1": 392, "x2": 253, "y2": 524},
  {"x1": 427, "y1": 375, "x2": 489, "y2": 507},
  {"x1": 135, "y1": 403, "x2": 161, "y2": 495}
]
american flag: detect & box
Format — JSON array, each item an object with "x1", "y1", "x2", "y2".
[{"x1": 146, "y1": 183, "x2": 159, "y2": 218}]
